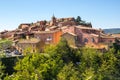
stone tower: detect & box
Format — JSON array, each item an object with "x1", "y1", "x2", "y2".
[{"x1": 50, "y1": 14, "x2": 57, "y2": 26}]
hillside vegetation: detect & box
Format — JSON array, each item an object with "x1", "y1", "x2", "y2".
[{"x1": 0, "y1": 38, "x2": 120, "y2": 80}]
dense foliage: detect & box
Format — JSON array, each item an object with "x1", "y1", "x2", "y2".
[
  {"x1": 76, "y1": 16, "x2": 92, "y2": 27},
  {"x1": 0, "y1": 61, "x2": 5, "y2": 80},
  {"x1": 0, "y1": 38, "x2": 120, "y2": 80},
  {"x1": 0, "y1": 39, "x2": 12, "y2": 50}
]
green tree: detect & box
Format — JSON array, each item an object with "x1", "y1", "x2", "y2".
[
  {"x1": 112, "y1": 51, "x2": 120, "y2": 79},
  {"x1": 95, "y1": 49, "x2": 117, "y2": 80},
  {"x1": 0, "y1": 61, "x2": 5, "y2": 80},
  {"x1": 76, "y1": 16, "x2": 81, "y2": 23},
  {"x1": 113, "y1": 38, "x2": 120, "y2": 53},
  {"x1": 55, "y1": 38, "x2": 73, "y2": 63},
  {"x1": 4, "y1": 39, "x2": 120, "y2": 80},
  {"x1": 23, "y1": 46, "x2": 33, "y2": 55},
  {"x1": 44, "y1": 44, "x2": 56, "y2": 55},
  {"x1": 81, "y1": 67, "x2": 95, "y2": 80},
  {"x1": 57, "y1": 62, "x2": 80, "y2": 80},
  {"x1": 4, "y1": 53, "x2": 64, "y2": 80},
  {"x1": 0, "y1": 39, "x2": 12, "y2": 50},
  {"x1": 79, "y1": 47, "x2": 102, "y2": 71},
  {"x1": 77, "y1": 47, "x2": 119, "y2": 80},
  {"x1": 0, "y1": 51, "x2": 5, "y2": 58}
]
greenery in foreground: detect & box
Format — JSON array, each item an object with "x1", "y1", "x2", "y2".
[
  {"x1": 0, "y1": 39, "x2": 13, "y2": 57},
  {"x1": 1, "y1": 38, "x2": 120, "y2": 80},
  {"x1": 0, "y1": 39, "x2": 12, "y2": 50}
]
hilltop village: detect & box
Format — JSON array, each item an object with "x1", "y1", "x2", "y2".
[{"x1": 0, "y1": 16, "x2": 120, "y2": 56}]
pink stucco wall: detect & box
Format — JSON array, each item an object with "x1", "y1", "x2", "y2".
[
  {"x1": 62, "y1": 26, "x2": 115, "y2": 47},
  {"x1": 62, "y1": 26, "x2": 101, "y2": 45},
  {"x1": 100, "y1": 38, "x2": 115, "y2": 43}
]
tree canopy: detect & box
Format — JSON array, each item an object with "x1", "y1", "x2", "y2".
[
  {"x1": 0, "y1": 61, "x2": 5, "y2": 80},
  {"x1": 2, "y1": 38, "x2": 120, "y2": 80},
  {"x1": 76, "y1": 16, "x2": 81, "y2": 23},
  {"x1": 0, "y1": 39, "x2": 12, "y2": 50}
]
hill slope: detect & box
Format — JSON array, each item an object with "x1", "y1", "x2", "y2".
[{"x1": 104, "y1": 28, "x2": 120, "y2": 34}]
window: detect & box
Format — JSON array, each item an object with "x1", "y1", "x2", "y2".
[
  {"x1": 109, "y1": 40, "x2": 112, "y2": 43},
  {"x1": 84, "y1": 38, "x2": 88, "y2": 43},
  {"x1": 46, "y1": 36, "x2": 52, "y2": 41},
  {"x1": 37, "y1": 36, "x2": 40, "y2": 39},
  {"x1": 75, "y1": 36, "x2": 78, "y2": 41},
  {"x1": 91, "y1": 38, "x2": 95, "y2": 42}
]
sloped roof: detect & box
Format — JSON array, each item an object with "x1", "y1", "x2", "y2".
[
  {"x1": 76, "y1": 25, "x2": 99, "y2": 31},
  {"x1": 32, "y1": 29, "x2": 61, "y2": 34},
  {"x1": 20, "y1": 23, "x2": 31, "y2": 25},
  {"x1": 100, "y1": 34, "x2": 115, "y2": 38},
  {"x1": 19, "y1": 38, "x2": 40, "y2": 44},
  {"x1": 99, "y1": 33, "x2": 115, "y2": 38},
  {"x1": 90, "y1": 34, "x2": 99, "y2": 37},
  {"x1": 101, "y1": 36, "x2": 115, "y2": 38},
  {"x1": 49, "y1": 26, "x2": 58, "y2": 29},
  {"x1": 112, "y1": 34, "x2": 120, "y2": 38},
  {"x1": 62, "y1": 32, "x2": 77, "y2": 36},
  {"x1": 85, "y1": 43, "x2": 108, "y2": 49}
]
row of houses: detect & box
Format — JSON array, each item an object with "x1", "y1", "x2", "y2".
[
  {"x1": 15, "y1": 25, "x2": 118, "y2": 55},
  {"x1": 0, "y1": 16, "x2": 120, "y2": 55}
]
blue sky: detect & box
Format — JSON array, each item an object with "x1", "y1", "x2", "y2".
[{"x1": 0, "y1": 0, "x2": 120, "y2": 31}]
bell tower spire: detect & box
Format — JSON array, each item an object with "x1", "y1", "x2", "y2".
[{"x1": 51, "y1": 14, "x2": 56, "y2": 26}]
